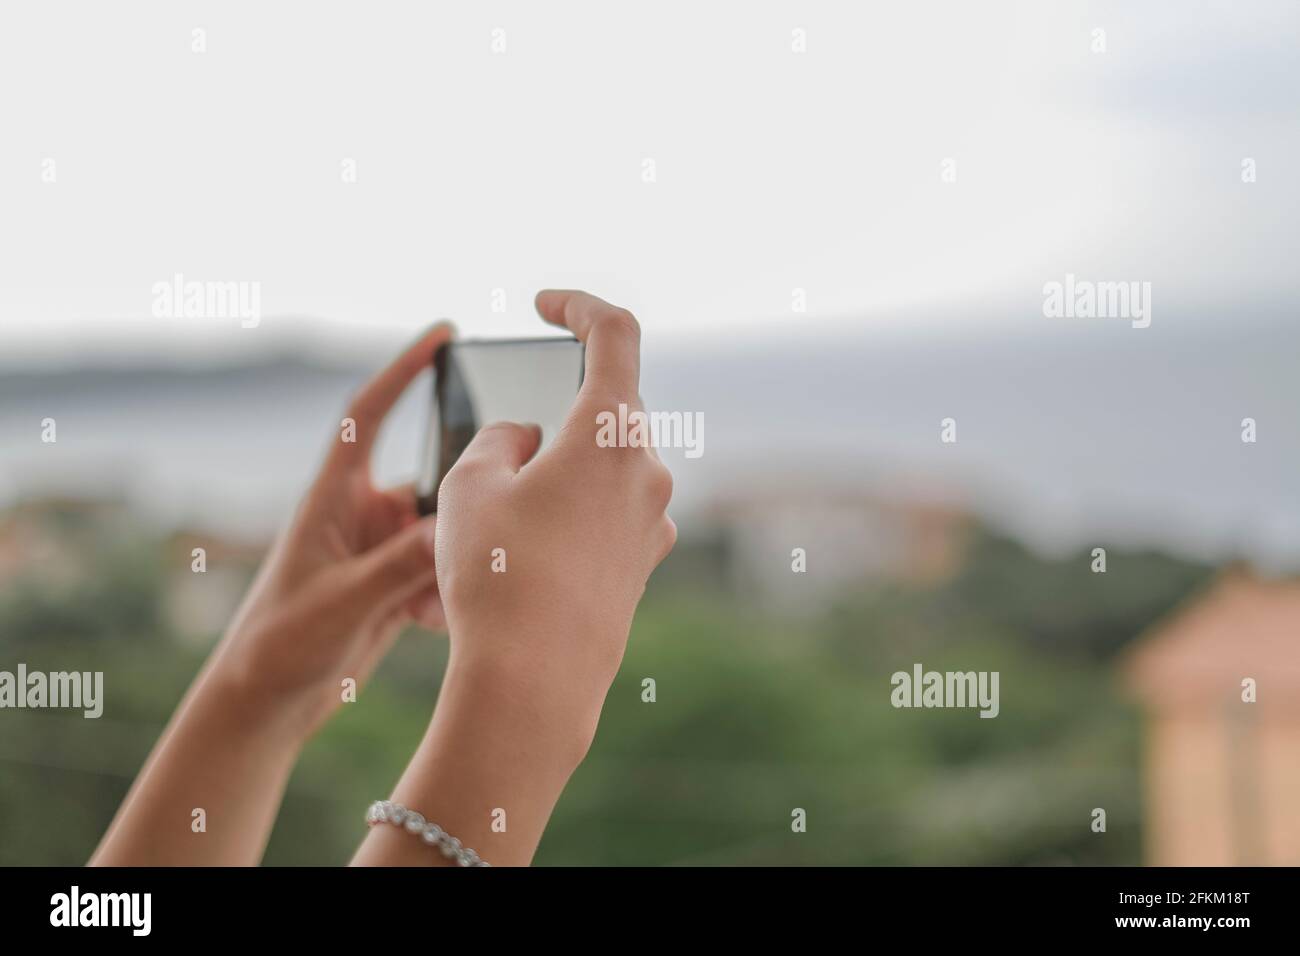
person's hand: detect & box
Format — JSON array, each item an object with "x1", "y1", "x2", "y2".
[
  {"x1": 211, "y1": 324, "x2": 452, "y2": 740},
  {"x1": 433, "y1": 291, "x2": 676, "y2": 759}
]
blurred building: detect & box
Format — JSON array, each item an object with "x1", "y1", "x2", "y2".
[
  {"x1": 702, "y1": 485, "x2": 971, "y2": 610},
  {"x1": 0, "y1": 495, "x2": 134, "y2": 587},
  {"x1": 162, "y1": 531, "x2": 265, "y2": 645},
  {"x1": 0, "y1": 495, "x2": 264, "y2": 646},
  {"x1": 1125, "y1": 570, "x2": 1300, "y2": 866}
]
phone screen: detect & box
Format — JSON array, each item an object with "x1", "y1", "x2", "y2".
[{"x1": 417, "y1": 337, "x2": 585, "y2": 513}]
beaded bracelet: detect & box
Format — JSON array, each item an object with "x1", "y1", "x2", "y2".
[{"x1": 365, "y1": 800, "x2": 491, "y2": 867}]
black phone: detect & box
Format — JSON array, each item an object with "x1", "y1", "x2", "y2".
[{"x1": 416, "y1": 337, "x2": 586, "y2": 514}]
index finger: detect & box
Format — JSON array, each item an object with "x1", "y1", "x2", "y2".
[
  {"x1": 535, "y1": 290, "x2": 640, "y2": 399},
  {"x1": 335, "y1": 322, "x2": 454, "y2": 468}
]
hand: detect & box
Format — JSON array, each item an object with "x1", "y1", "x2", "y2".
[
  {"x1": 351, "y1": 291, "x2": 676, "y2": 867},
  {"x1": 212, "y1": 324, "x2": 453, "y2": 739},
  {"x1": 433, "y1": 291, "x2": 676, "y2": 756}
]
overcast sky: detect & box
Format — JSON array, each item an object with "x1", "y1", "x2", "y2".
[{"x1": 1, "y1": 0, "x2": 1297, "y2": 366}]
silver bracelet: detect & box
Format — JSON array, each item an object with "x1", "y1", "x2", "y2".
[{"x1": 365, "y1": 800, "x2": 491, "y2": 867}]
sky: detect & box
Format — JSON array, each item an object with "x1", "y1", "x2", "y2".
[
  {"x1": 1, "y1": 0, "x2": 1298, "y2": 365},
  {"x1": 2, "y1": 2, "x2": 1297, "y2": 571}
]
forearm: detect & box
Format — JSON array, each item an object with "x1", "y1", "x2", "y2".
[
  {"x1": 352, "y1": 652, "x2": 597, "y2": 867},
  {"x1": 90, "y1": 657, "x2": 307, "y2": 866}
]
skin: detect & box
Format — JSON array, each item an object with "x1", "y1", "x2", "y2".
[
  {"x1": 90, "y1": 290, "x2": 674, "y2": 867},
  {"x1": 354, "y1": 290, "x2": 675, "y2": 866}
]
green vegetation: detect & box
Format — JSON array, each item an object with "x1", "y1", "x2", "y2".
[{"x1": 0, "y1": 518, "x2": 1212, "y2": 866}]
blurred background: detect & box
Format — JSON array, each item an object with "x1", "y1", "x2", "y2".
[{"x1": 2, "y1": 1, "x2": 1298, "y2": 865}]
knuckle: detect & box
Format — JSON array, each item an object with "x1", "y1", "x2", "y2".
[
  {"x1": 647, "y1": 462, "x2": 674, "y2": 505},
  {"x1": 436, "y1": 464, "x2": 469, "y2": 502},
  {"x1": 655, "y1": 518, "x2": 678, "y2": 563},
  {"x1": 474, "y1": 420, "x2": 525, "y2": 452},
  {"x1": 596, "y1": 307, "x2": 640, "y2": 342}
]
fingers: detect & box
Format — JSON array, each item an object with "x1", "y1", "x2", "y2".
[
  {"x1": 333, "y1": 323, "x2": 454, "y2": 469},
  {"x1": 333, "y1": 516, "x2": 439, "y2": 624},
  {"x1": 379, "y1": 482, "x2": 420, "y2": 529},
  {"x1": 405, "y1": 586, "x2": 446, "y2": 633},
  {"x1": 535, "y1": 290, "x2": 640, "y2": 400},
  {"x1": 452, "y1": 421, "x2": 543, "y2": 476}
]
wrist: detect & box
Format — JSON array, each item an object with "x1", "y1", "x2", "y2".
[
  {"x1": 200, "y1": 648, "x2": 321, "y2": 749},
  {"x1": 365, "y1": 650, "x2": 594, "y2": 867},
  {"x1": 441, "y1": 649, "x2": 603, "y2": 775}
]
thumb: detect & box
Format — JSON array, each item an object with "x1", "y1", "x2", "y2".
[{"x1": 456, "y1": 421, "x2": 543, "y2": 475}]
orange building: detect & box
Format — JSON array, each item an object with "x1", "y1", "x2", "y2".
[{"x1": 1125, "y1": 570, "x2": 1300, "y2": 866}]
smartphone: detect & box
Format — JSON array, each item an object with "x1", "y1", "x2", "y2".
[{"x1": 416, "y1": 337, "x2": 585, "y2": 514}]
